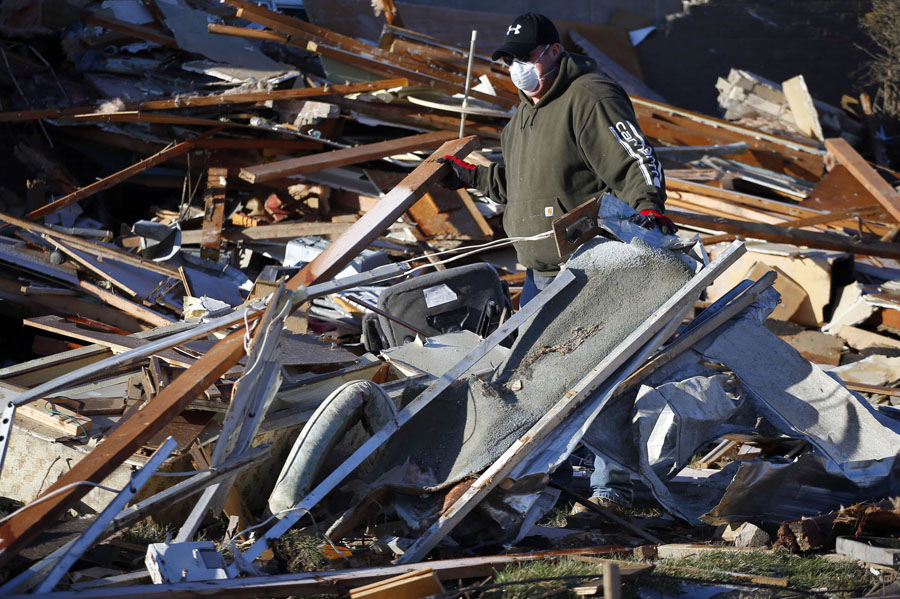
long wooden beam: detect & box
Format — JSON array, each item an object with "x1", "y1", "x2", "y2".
[
  {"x1": 633, "y1": 98, "x2": 824, "y2": 180},
  {"x1": 779, "y1": 204, "x2": 883, "y2": 229},
  {"x1": 331, "y1": 96, "x2": 504, "y2": 140},
  {"x1": 0, "y1": 212, "x2": 182, "y2": 279},
  {"x1": 666, "y1": 179, "x2": 818, "y2": 218},
  {"x1": 825, "y1": 137, "x2": 900, "y2": 224},
  {"x1": 239, "y1": 130, "x2": 457, "y2": 184},
  {"x1": 670, "y1": 210, "x2": 900, "y2": 259},
  {"x1": 0, "y1": 79, "x2": 409, "y2": 122},
  {"x1": 0, "y1": 330, "x2": 247, "y2": 568},
  {"x1": 83, "y1": 12, "x2": 178, "y2": 48},
  {"x1": 224, "y1": 0, "x2": 516, "y2": 106},
  {"x1": 21, "y1": 130, "x2": 217, "y2": 222},
  {"x1": 287, "y1": 135, "x2": 479, "y2": 287}
]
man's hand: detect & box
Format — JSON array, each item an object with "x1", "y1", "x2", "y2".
[
  {"x1": 635, "y1": 209, "x2": 678, "y2": 235},
  {"x1": 437, "y1": 155, "x2": 479, "y2": 190}
]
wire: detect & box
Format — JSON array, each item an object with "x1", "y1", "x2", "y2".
[
  {"x1": 398, "y1": 232, "x2": 553, "y2": 266},
  {"x1": 0, "y1": 481, "x2": 118, "y2": 526},
  {"x1": 352, "y1": 232, "x2": 554, "y2": 289},
  {"x1": 43, "y1": 401, "x2": 90, "y2": 439}
]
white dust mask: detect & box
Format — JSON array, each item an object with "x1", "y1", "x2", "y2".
[{"x1": 509, "y1": 44, "x2": 550, "y2": 93}]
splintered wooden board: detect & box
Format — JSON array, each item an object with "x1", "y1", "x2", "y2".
[
  {"x1": 239, "y1": 130, "x2": 458, "y2": 184},
  {"x1": 23, "y1": 316, "x2": 198, "y2": 369},
  {"x1": 288, "y1": 135, "x2": 479, "y2": 287},
  {"x1": 826, "y1": 137, "x2": 900, "y2": 224},
  {"x1": 552, "y1": 197, "x2": 601, "y2": 258}
]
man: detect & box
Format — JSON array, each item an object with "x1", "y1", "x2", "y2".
[{"x1": 438, "y1": 13, "x2": 675, "y2": 512}]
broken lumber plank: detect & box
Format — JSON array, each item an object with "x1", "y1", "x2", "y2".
[
  {"x1": 331, "y1": 96, "x2": 504, "y2": 140},
  {"x1": 0, "y1": 329, "x2": 247, "y2": 568},
  {"x1": 22, "y1": 316, "x2": 197, "y2": 369},
  {"x1": 5, "y1": 548, "x2": 612, "y2": 599},
  {"x1": 782, "y1": 75, "x2": 824, "y2": 142},
  {"x1": 843, "y1": 381, "x2": 900, "y2": 398},
  {"x1": 632, "y1": 100, "x2": 824, "y2": 180},
  {"x1": 669, "y1": 210, "x2": 900, "y2": 259},
  {"x1": 666, "y1": 179, "x2": 816, "y2": 219},
  {"x1": 240, "y1": 130, "x2": 457, "y2": 184},
  {"x1": 208, "y1": 22, "x2": 291, "y2": 42},
  {"x1": 225, "y1": 0, "x2": 516, "y2": 106},
  {"x1": 350, "y1": 568, "x2": 443, "y2": 599},
  {"x1": 457, "y1": 189, "x2": 494, "y2": 238},
  {"x1": 17, "y1": 401, "x2": 92, "y2": 437},
  {"x1": 779, "y1": 205, "x2": 883, "y2": 229},
  {"x1": 62, "y1": 112, "x2": 246, "y2": 128},
  {"x1": 825, "y1": 137, "x2": 900, "y2": 224},
  {"x1": 0, "y1": 79, "x2": 407, "y2": 122},
  {"x1": 76, "y1": 280, "x2": 173, "y2": 328},
  {"x1": 550, "y1": 482, "x2": 660, "y2": 544},
  {"x1": 83, "y1": 12, "x2": 178, "y2": 48},
  {"x1": 226, "y1": 221, "x2": 350, "y2": 242},
  {"x1": 397, "y1": 241, "x2": 747, "y2": 564},
  {"x1": 0, "y1": 320, "x2": 193, "y2": 387},
  {"x1": 287, "y1": 135, "x2": 479, "y2": 287},
  {"x1": 201, "y1": 167, "x2": 228, "y2": 260},
  {"x1": 0, "y1": 212, "x2": 182, "y2": 279},
  {"x1": 170, "y1": 222, "x2": 351, "y2": 245},
  {"x1": 21, "y1": 133, "x2": 213, "y2": 222}
]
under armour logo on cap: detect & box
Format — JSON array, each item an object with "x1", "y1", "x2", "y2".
[{"x1": 492, "y1": 13, "x2": 560, "y2": 62}]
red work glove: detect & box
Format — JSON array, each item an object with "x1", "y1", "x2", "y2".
[
  {"x1": 436, "y1": 155, "x2": 479, "y2": 190},
  {"x1": 639, "y1": 209, "x2": 678, "y2": 235}
]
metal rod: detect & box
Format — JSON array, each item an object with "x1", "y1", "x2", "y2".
[
  {"x1": 459, "y1": 30, "x2": 477, "y2": 138},
  {"x1": 34, "y1": 437, "x2": 179, "y2": 593},
  {"x1": 343, "y1": 295, "x2": 431, "y2": 339}
]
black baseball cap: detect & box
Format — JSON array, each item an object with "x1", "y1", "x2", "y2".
[{"x1": 492, "y1": 12, "x2": 560, "y2": 62}]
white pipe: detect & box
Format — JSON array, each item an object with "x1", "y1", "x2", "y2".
[{"x1": 459, "y1": 30, "x2": 477, "y2": 138}]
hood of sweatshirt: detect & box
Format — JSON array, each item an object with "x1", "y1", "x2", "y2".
[{"x1": 517, "y1": 53, "x2": 597, "y2": 116}]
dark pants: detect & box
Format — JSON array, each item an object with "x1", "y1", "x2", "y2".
[{"x1": 521, "y1": 268, "x2": 633, "y2": 506}]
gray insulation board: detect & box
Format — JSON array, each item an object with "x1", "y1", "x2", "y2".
[
  {"x1": 362, "y1": 238, "x2": 693, "y2": 493},
  {"x1": 699, "y1": 318, "x2": 900, "y2": 464}
]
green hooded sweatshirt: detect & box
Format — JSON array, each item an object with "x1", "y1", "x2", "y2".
[{"x1": 475, "y1": 53, "x2": 667, "y2": 275}]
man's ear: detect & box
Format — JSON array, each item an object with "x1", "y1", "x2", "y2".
[{"x1": 549, "y1": 42, "x2": 563, "y2": 59}]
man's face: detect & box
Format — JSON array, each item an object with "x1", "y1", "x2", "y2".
[{"x1": 512, "y1": 42, "x2": 561, "y2": 98}]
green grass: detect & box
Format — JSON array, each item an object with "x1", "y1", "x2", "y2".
[
  {"x1": 485, "y1": 558, "x2": 601, "y2": 598},
  {"x1": 482, "y1": 550, "x2": 870, "y2": 598},
  {"x1": 655, "y1": 549, "x2": 870, "y2": 597}
]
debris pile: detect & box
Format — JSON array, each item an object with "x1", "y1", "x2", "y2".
[{"x1": 1, "y1": 0, "x2": 900, "y2": 597}]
